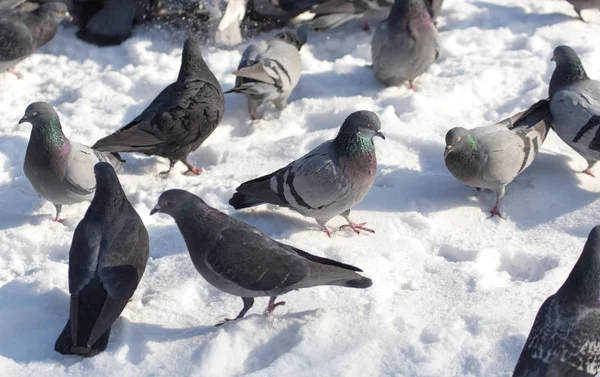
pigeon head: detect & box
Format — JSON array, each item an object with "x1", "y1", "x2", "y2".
[
  {"x1": 444, "y1": 127, "x2": 469, "y2": 157},
  {"x1": 151, "y1": 189, "x2": 204, "y2": 217},
  {"x1": 558, "y1": 226, "x2": 600, "y2": 304},
  {"x1": 338, "y1": 110, "x2": 385, "y2": 140},
  {"x1": 19, "y1": 102, "x2": 61, "y2": 129},
  {"x1": 178, "y1": 37, "x2": 209, "y2": 81},
  {"x1": 276, "y1": 27, "x2": 307, "y2": 50},
  {"x1": 93, "y1": 162, "x2": 120, "y2": 193},
  {"x1": 549, "y1": 45, "x2": 589, "y2": 96},
  {"x1": 37, "y1": 2, "x2": 72, "y2": 24}
]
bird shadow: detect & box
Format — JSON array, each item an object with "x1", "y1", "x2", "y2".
[
  {"x1": 232, "y1": 209, "x2": 320, "y2": 238},
  {"x1": 294, "y1": 66, "x2": 381, "y2": 100},
  {"x1": 146, "y1": 223, "x2": 188, "y2": 259}
]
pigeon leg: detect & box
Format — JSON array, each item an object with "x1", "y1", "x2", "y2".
[
  {"x1": 248, "y1": 99, "x2": 261, "y2": 120},
  {"x1": 490, "y1": 204, "x2": 504, "y2": 219},
  {"x1": 181, "y1": 159, "x2": 203, "y2": 176},
  {"x1": 159, "y1": 160, "x2": 176, "y2": 177},
  {"x1": 54, "y1": 204, "x2": 63, "y2": 222},
  {"x1": 265, "y1": 296, "x2": 286, "y2": 315},
  {"x1": 340, "y1": 212, "x2": 375, "y2": 234},
  {"x1": 320, "y1": 226, "x2": 334, "y2": 237},
  {"x1": 575, "y1": 8, "x2": 585, "y2": 21},
  {"x1": 409, "y1": 81, "x2": 416, "y2": 91},
  {"x1": 215, "y1": 297, "x2": 254, "y2": 327},
  {"x1": 8, "y1": 68, "x2": 21, "y2": 79}
]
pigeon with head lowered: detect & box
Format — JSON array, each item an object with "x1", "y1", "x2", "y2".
[
  {"x1": 444, "y1": 100, "x2": 552, "y2": 218},
  {"x1": 20, "y1": 102, "x2": 123, "y2": 221},
  {"x1": 0, "y1": 2, "x2": 70, "y2": 74},
  {"x1": 225, "y1": 27, "x2": 306, "y2": 120},
  {"x1": 151, "y1": 189, "x2": 372, "y2": 326},
  {"x1": 512, "y1": 225, "x2": 600, "y2": 377},
  {"x1": 229, "y1": 110, "x2": 384, "y2": 236},
  {"x1": 93, "y1": 37, "x2": 224, "y2": 176},
  {"x1": 371, "y1": 0, "x2": 439, "y2": 89},
  {"x1": 549, "y1": 45, "x2": 600, "y2": 177},
  {"x1": 565, "y1": 0, "x2": 600, "y2": 21},
  {"x1": 54, "y1": 162, "x2": 149, "y2": 357}
]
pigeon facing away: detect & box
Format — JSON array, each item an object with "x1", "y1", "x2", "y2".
[
  {"x1": 444, "y1": 100, "x2": 552, "y2": 218},
  {"x1": 229, "y1": 110, "x2": 384, "y2": 236},
  {"x1": 225, "y1": 28, "x2": 306, "y2": 120},
  {"x1": 151, "y1": 189, "x2": 372, "y2": 326},
  {"x1": 55, "y1": 162, "x2": 149, "y2": 357},
  {"x1": 512, "y1": 225, "x2": 600, "y2": 377},
  {"x1": 93, "y1": 37, "x2": 224, "y2": 176},
  {"x1": 20, "y1": 102, "x2": 123, "y2": 221},
  {"x1": 549, "y1": 45, "x2": 600, "y2": 177},
  {"x1": 371, "y1": 0, "x2": 440, "y2": 89},
  {"x1": 566, "y1": 0, "x2": 600, "y2": 21},
  {"x1": 0, "y1": 2, "x2": 70, "y2": 73}
]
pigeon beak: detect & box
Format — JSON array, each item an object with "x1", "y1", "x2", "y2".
[
  {"x1": 18, "y1": 115, "x2": 27, "y2": 124},
  {"x1": 444, "y1": 145, "x2": 452, "y2": 157},
  {"x1": 150, "y1": 205, "x2": 160, "y2": 215},
  {"x1": 551, "y1": 55, "x2": 556, "y2": 62},
  {"x1": 65, "y1": 12, "x2": 74, "y2": 23},
  {"x1": 376, "y1": 131, "x2": 385, "y2": 140}
]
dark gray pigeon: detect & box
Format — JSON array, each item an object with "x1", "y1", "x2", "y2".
[
  {"x1": 54, "y1": 162, "x2": 149, "y2": 357},
  {"x1": 566, "y1": 0, "x2": 600, "y2": 21},
  {"x1": 0, "y1": 2, "x2": 70, "y2": 74},
  {"x1": 549, "y1": 45, "x2": 600, "y2": 177},
  {"x1": 20, "y1": 102, "x2": 123, "y2": 221},
  {"x1": 512, "y1": 225, "x2": 600, "y2": 377},
  {"x1": 229, "y1": 110, "x2": 384, "y2": 236},
  {"x1": 444, "y1": 100, "x2": 552, "y2": 218},
  {"x1": 371, "y1": 0, "x2": 439, "y2": 89},
  {"x1": 93, "y1": 37, "x2": 224, "y2": 176},
  {"x1": 151, "y1": 189, "x2": 372, "y2": 326},
  {"x1": 225, "y1": 27, "x2": 306, "y2": 120}
]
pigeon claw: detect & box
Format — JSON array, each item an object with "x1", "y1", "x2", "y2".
[
  {"x1": 489, "y1": 206, "x2": 505, "y2": 219},
  {"x1": 266, "y1": 301, "x2": 286, "y2": 315},
  {"x1": 8, "y1": 68, "x2": 21, "y2": 79},
  {"x1": 214, "y1": 318, "x2": 236, "y2": 327},
  {"x1": 583, "y1": 169, "x2": 596, "y2": 178},
  {"x1": 340, "y1": 222, "x2": 375, "y2": 235},
  {"x1": 321, "y1": 226, "x2": 335, "y2": 237},
  {"x1": 183, "y1": 167, "x2": 203, "y2": 176}
]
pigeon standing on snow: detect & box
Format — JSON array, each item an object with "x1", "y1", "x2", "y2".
[
  {"x1": 512, "y1": 225, "x2": 600, "y2": 377},
  {"x1": 151, "y1": 189, "x2": 372, "y2": 326},
  {"x1": 444, "y1": 100, "x2": 552, "y2": 218},
  {"x1": 371, "y1": 0, "x2": 439, "y2": 89},
  {"x1": 0, "y1": 2, "x2": 70, "y2": 74},
  {"x1": 549, "y1": 45, "x2": 600, "y2": 177},
  {"x1": 20, "y1": 102, "x2": 123, "y2": 221},
  {"x1": 93, "y1": 37, "x2": 224, "y2": 176},
  {"x1": 565, "y1": 0, "x2": 600, "y2": 21},
  {"x1": 55, "y1": 162, "x2": 149, "y2": 357},
  {"x1": 225, "y1": 27, "x2": 306, "y2": 120},
  {"x1": 229, "y1": 110, "x2": 384, "y2": 236}
]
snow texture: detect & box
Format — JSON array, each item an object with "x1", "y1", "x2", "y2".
[{"x1": 1, "y1": 0, "x2": 600, "y2": 376}]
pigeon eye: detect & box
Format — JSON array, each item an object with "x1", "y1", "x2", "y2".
[
  {"x1": 367, "y1": 124, "x2": 372, "y2": 129},
  {"x1": 165, "y1": 201, "x2": 173, "y2": 207},
  {"x1": 32, "y1": 112, "x2": 37, "y2": 117}
]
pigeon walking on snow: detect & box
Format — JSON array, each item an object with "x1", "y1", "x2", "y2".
[
  {"x1": 512, "y1": 225, "x2": 600, "y2": 377},
  {"x1": 565, "y1": 0, "x2": 600, "y2": 21},
  {"x1": 20, "y1": 102, "x2": 123, "y2": 221},
  {"x1": 549, "y1": 45, "x2": 600, "y2": 177},
  {"x1": 151, "y1": 189, "x2": 372, "y2": 326},
  {"x1": 0, "y1": 2, "x2": 70, "y2": 74},
  {"x1": 444, "y1": 100, "x2": 552, "y2": 218},
  {"x1": 54, "y1": 162, "x2": 149, "y2": 357},
  {"x1": 371, "y1": 0, "x2": 439, "y2": 89},
  {"x1": 229, "y1": 110, "x2": 384, "y2": 236},
  {"x1": 225, "y1": 27, "x2": 306, "y2": 120},
  {"x1": 93, "y1": 37, "x2": 224, "y2": 176}
]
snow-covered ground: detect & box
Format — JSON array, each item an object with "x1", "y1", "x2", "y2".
[{"x1": 1, "y1": 0, "x2": 600, "y2": 376}]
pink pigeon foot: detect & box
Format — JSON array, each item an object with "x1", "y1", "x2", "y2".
[
  {"x1": 409, "y1": 81, "x2": 416, "y2": 91},
  {"x1": 490, "y1": 205, "x2": 505, "y2": 219},
  {"x1": 8, "y1": 69, "x2": 21, "y2": 79},
  {"x1": 321, "y1": 226, "x2": 334, "y2": 237},
  {"x1": 340, "y1": 222, "x2": 375, "y2": 234},
  {"x1": 362, "y1": 20, "x2": 370, "y2": 31},
  {"x1": 583, "y1": 169, "x2": 596, "y2": 177},
  {"x1": 183, "y1": 166, "x2": 203, "y2": 176},
  {"x1": 266, "y1": 301, "x2": 285, "y2": 315}
]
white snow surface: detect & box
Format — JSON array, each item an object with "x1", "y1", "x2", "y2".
[{"x1": 1, "y1": 0, "x2": 600, "y2": 376}]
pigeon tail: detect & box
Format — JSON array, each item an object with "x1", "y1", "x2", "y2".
[
  {"x1": 229, "y1": 192, "x2": 264, "y2": 209},
  {"x1": 341, "y1": 276, "x2": 373, "y2": 288},
  {"x1": 54, "y1": 322, "x2": 110, "y2": 357}
]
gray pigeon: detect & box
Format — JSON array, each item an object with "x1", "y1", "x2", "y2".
[
  {"x1": 566, "y1": 0, "x2": 600, "y2": 21},
  {"x1": 549, "y1": 45, "x2": 600, "y2": 177},
  {"x1": 512, "y1": 225, "x2": 600, "y2": 377},
  {"x1": 444, "y1": 100, "x2": 552, "y2": 218},
  {"x1": 229, "y1": 110, "x2": 384, "y2": 236},
  {"x1": 225, "y1": 28, "x2": 306, "y2": 120},
  {"x1": 93, "y1": 37, "x2": 224, "y2": 176},
  {"x1": 371, "y1": 0, "x2": 440, "y2": 89},
  {"x1": 54, "y1": 162, "x2": 149, "y2": 357},
  {"x1": 20, "y1": 102, "x2": 123, "y2": 221},
  {"x1": 151, "y1": 189, "x2": 372, "y2": 326},
  {"x1": 0, "y1": 2, "x2": 70, "y2": 74}
]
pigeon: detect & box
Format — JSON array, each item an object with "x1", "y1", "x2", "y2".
[
  {"x1": 512, "y1": 225, "x2": 600, "y2": 377},
  {"x1": 229, "y1": 110, "x2": 384, "y2": 236},
  {"x1": 549, "y1": 45, "x2": 600, "y2": 177},
  {"x1": 93, "y1": 37, "x2": 225, "y2": 176},
  {"x1": 150, "y1": 189, "x2": 372, "y2": 326},
  {"x1": 0, "y1": 2, "x2": 70, "y2": 74},
  {"x1": 424, "y1": 0, "x2": 442, "y2": 20},
  {"x1": 54, "y1": 162, "x2": 149, "y2": 357},
  {"x1": 444, "y1": 100, "x2": 552, "y2": 218},
  {"x1": 371, "y1": 0, "x2": 440, "y2": 89},
  {"x1": 225, "y1": 27, "x2": 306, "y2": 120},
  {"x1": 565, "y1": 0, "x2": 600, "y2": 21},
  {"x1": 20, "y1": 102, "x2": 123, "y2": 221}
]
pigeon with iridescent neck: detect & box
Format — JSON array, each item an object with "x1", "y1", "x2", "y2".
[
  {"x1": 20, "y1": 102, "x2": 123, "y2": 221},
  {"x1": 565, "y1": 0, "x2": 600, "y2": 21},
  {"x1": 371, "y1": 0, "x2": 439, "y2": 89},
  {"x1": 444, "y1": 100, "x2": 552, "y2": 218},
  {"x1": 229, "y1": 110, "x2": 384, "y2": 236},
  {"x1": 549, "y1": 45, "x2": 600, "y2": 177},
  {"x1": 512, "y1": 225, "x2": 600, "y2": 377}
]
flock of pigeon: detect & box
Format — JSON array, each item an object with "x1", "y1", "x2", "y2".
[{"x1": 3, "y1": 0, "x2": 600, "y2": 375}]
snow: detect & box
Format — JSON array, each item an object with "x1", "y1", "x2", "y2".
[{"x1": 1, "y1": 0, "x2": 600, "y2": 376}]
